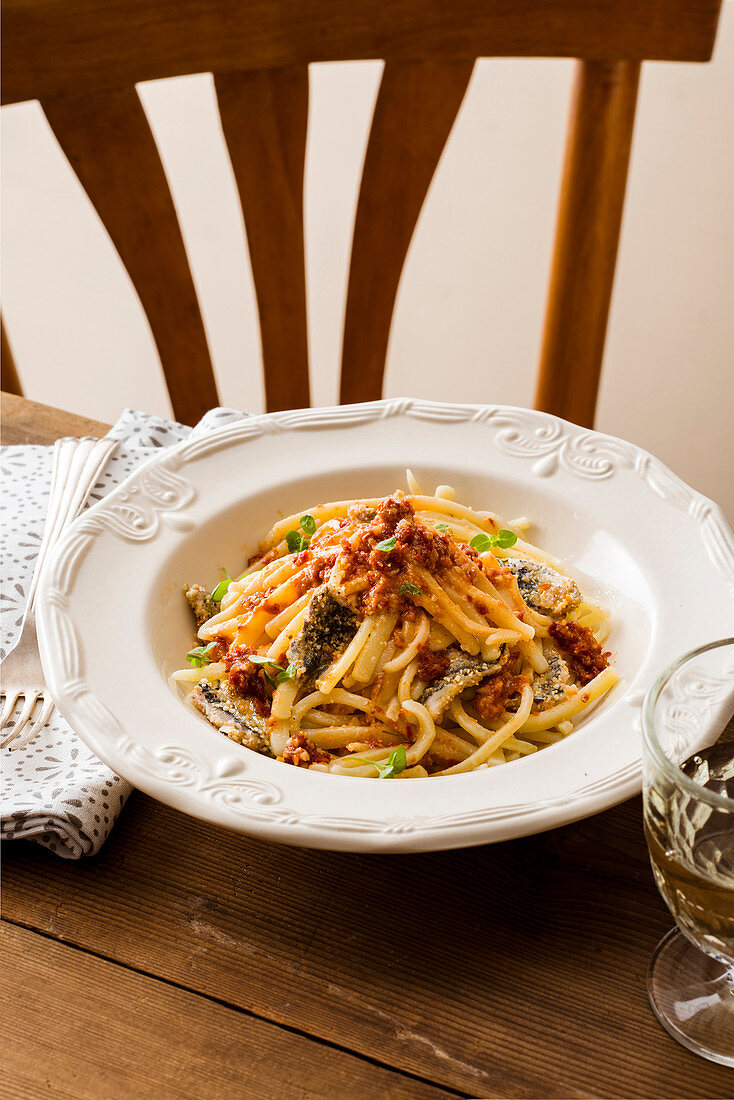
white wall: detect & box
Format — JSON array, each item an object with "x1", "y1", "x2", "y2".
[{"x1": 2, "y1": 4, "x2": 733, "y2": 518}]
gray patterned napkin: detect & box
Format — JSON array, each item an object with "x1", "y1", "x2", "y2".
[{"x1": 1, "y1": 406, "x2": 246, "y2": 858}]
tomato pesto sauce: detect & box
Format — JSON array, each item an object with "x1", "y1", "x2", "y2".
[{"x1": 175, "y1": 482, "x2": 617, "y2": 779}]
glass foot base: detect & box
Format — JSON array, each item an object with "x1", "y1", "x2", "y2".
[{"x1": 648, "y1": 928, "x2": 734, "y2": 1066}]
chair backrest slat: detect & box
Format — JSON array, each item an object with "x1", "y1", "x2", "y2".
[
  {"x1": 2, "y1": 1, "x2": 721, "y2": 104},
  {"x1": 340, "y1": 60, "x2": 474, "y2": 405},
  {"x1": 3, "y1": 1, "x2": 722, "y2": 425},
  {"x1": 41, "y1": 86, "x2": 219, "y2": 424},
  {"x1": 1, "y1": 318, "x2": 23, "y2": 397},
  {"x1": 214, "y1": 66, "x2": 310, "y2": 413},
  {"x1": 535, "y1": 59, "x2": 640, "y2": 427}
]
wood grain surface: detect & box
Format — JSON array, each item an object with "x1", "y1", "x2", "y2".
[
  {"x1": 3, "y1": 0, "x2": 722, "y2": 103},
  {"x1": 3, "y1": 395, "x2": 734, "y2": 1099},
  {"x1": 215, "y1": 66, "x2": 311, "y2": 413},
  {"x1": 536, "y1": 60, "x2": 640, "y2": 428},
  {"x1": 41, "y1": 87, "x2": 218, "y2": 426},
  {"x1": 5, "y1": 794, "x2": 734, "y2": 1099},
  {"x1": 0, "y1": 924, "x2": 451, "y2": 1100},
  {"x1": 0, "y1": 391, "x2": 109, "y2": 445},
  {"x1": 340, "y1": 60, "x2": 474, "y2": 405}
]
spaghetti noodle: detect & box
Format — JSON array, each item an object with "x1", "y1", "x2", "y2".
[{"x1": 173, "y1": 476, "x2": 617, "y2": 778}]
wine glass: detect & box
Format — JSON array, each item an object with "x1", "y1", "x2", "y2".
[{"x1": 642, "y1": 637, "x2": 734, "y2": 1065}]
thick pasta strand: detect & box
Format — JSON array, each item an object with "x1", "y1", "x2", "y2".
[
  {"x1": 372, "y1": 669, "x2": 401, "y2": 711},
  {"x1": 431, "y1": 726, "x2": 476, "y2": 760},
  {"x1": 415, "y1": 570, "x2": 501, "y2": 638},
  {"x1": 265, "y1": 590, "x2": 313, "y2": 638},
  {"x1": 307, "y1": 725, "x2": 403, "y2": 750},
  {"x1": 270, "y1": 678, "x2": 300, "y2": 721},
  {"x1": 401, "y1": 699, "x2": 437, "y2": 766},
  {"x1": 178, "y1": 475, "x2": 617, "y2": 778},
  {"x1": 318, "y1": 616, "x2": 375, "y2": 693},
  {"x1": 436, "y1": 684, "x2": 534, "y2": 775},
  {"x1": 171, "y1": 661, "x2": 227, "y2": 684},
  {"x1": 230, "y1": 565, "x2": 316, "y2": 648},
  {"x1": 518, "y1": 666, "x2": 619, "y2": 733},
  {"x1": 382, "y1": 614, "x2": 429, "y2": 672},
  {"x1": 200, "y1": 559, "x2": 297, "y2": 639},
  {"x1": 449, "y1": 698, "x2": 493, "y2": 744},
  {"x1": 398, "y1": 658, "x2": 419, "y2": 706},
  {"x1": 294, "y1": 688, "x2": 392, "y2": 724},
  {"x1": 266, "y1": 601, "x2": 313, "y2": 661},
  {"x1": 352, "y1": 612, "x2": 399, "y2": 684}
]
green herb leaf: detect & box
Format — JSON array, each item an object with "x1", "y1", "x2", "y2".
[
  {"x1": 469, "y1": 529, "x2": 518, "y2": 553},
  {"x1": 494, "y1": 528, "x2": 518, "y2": 549},
  {"x1": 249, "y1": 655, "x2": 299, "y2": 683},
  {"x1": 186, "y1": 642, "x2": 217, "y2": 668},
  {"x1": 399, "y1": 582, "x2": 421, "y2": 597},
  {"x1": 286, "y1": 529, "x2": 309, "y2": 553},
  {"x1": 435, "y1": 523, "x2": 450, "y2": 533},
  {"x1": 211, "y1": 579, "x2": 230, "y2": 602},
  {"x1": 249, "y1": 655, "x2": 284, "y2": 670},
  {"x1": 469, "y1": 532, "x2": 494, "y2": 553},
  {"x1": 211, "y1": 569, "x2": 231, "y2": 602},
  {"x1": 300, "y1": 513, "x2": 317, "y2": 536},
  {"x1": 276, "y1": 661, "x2": 299, "y2": 683},
  {"x1": 349, "y1": 745, "x2": 408, "y2": 778},
  {"x1": 375, "y1": 536, "x2": 397, "y2": 552},
  {"x1": 212, "y1": 563, "x2": 258, "y2": 601},
  {"x1": 370, "y1": 746, "x2": 408, "y2": 779},
  {"x1": 248, "y1": 653, "x2": 287, "y2": 687}
]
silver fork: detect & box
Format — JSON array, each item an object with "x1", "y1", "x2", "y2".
[{"x1": 0, "y1": 435, "x2": 118, "y2": 751}]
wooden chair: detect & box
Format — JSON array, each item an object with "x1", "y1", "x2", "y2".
[{"x1": 2, "y1": 0, "x2": 722, "y2": 426}]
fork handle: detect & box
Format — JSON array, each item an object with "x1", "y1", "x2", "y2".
[{"x1": 25, "y1": 435, "x2": 119, "y2": 611}]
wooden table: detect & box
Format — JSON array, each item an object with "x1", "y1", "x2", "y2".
[{"x1": 2, "y1": 392, "x2": 732, "y2": 1100}]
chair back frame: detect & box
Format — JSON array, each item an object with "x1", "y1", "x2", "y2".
[{"x1": 2, "y1": 0, "x2": 722, "y2": 424}]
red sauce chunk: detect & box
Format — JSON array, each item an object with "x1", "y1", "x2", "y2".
[
  {"x1": 282, "y1": 732, "x2": 329, "y2": 767},
  {"x1": 416, "y1": 645, "x2": 450, "y2": 683},
  {"x1": 224, "y1": 646, "x2": 269, "y2": 707},
  {"x1": 374, "y1": 496, "x2": 415, "y2": 530},
  {"x1": 361, "y1": 575, "x2": 399, "y2": 615},
  {"x1": 474, "y1": 667, "x2": 527, "y2": 721},
  {"x1": 337, "y1": 496, "x2": 457, "y2": 613},
  {"x1": 548, "y1": 620, "x2": 610, "y2": 686}
]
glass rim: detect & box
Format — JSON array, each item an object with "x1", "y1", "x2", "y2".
[{"x1": 642, "y1": 637, "x2": 734, "y2": 812}]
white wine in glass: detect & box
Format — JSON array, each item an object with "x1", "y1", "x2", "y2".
[{"x1": 643, "y1": 638, "x2": 734, "y2": 1066}]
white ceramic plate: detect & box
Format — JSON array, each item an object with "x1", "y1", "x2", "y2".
[{"x1": 37, "y1": 399, "x2": 734, "y2": 853}]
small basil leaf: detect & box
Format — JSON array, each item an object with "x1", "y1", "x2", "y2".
[
  {"x1": 375, "y1": 536, "x2": 397, "y2": 552},
  {"x1": 186, "y1": 642, "x2": 217, "y2": 668},
  {"x1": 211, "y1": 580, "x2": 229, "y2": 602},
  {"x1": 352, "y1": 745, "x2": 408, "y2": 779},
  {"x1": 435, "y1": 523, "x2": 450, "y2": 533},
  {"x1": 374, "y1": 746, "x2": 408, "y2": 779},
  {"x1": 399, "y1": 582, "x2": 421, "y2": 597},
  {"x1": 276, "y1": 662, "x2": 299, "y2": 683},
  {"x1": 211, "y1": 570, "x2": 231, "y2": 602},
  {"x1": 469, "y1": 533, "x2": 494, "y2": 553},
  {"x1": 494, "y1": 528, "x2": 518, "y2": 549},
  {"x1": 285, "y1": 529, "x2": 302, "y2": 554},
  {"x1": 249, "y1": 655, "x2": 284, "y2": 671},
  {"x1": 300, "y1": 513, "x2": 317, "y2": 536}
]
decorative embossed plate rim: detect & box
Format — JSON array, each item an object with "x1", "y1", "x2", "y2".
[{"x1": 37, "y1": 399, "x2": 734, "y2": 852}]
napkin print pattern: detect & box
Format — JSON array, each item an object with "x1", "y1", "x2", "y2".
[{"x1": 1, "y1": 406, "x2": 246, "y2": 858}]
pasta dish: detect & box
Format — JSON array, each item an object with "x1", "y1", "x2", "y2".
[{"x1": 173, "y1": 475, "x2": 617, "y2": 778}]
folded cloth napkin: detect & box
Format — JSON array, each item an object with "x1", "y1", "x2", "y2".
[{"x1": 1, "y1": 406, "x2": 246, "y2": 858}]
